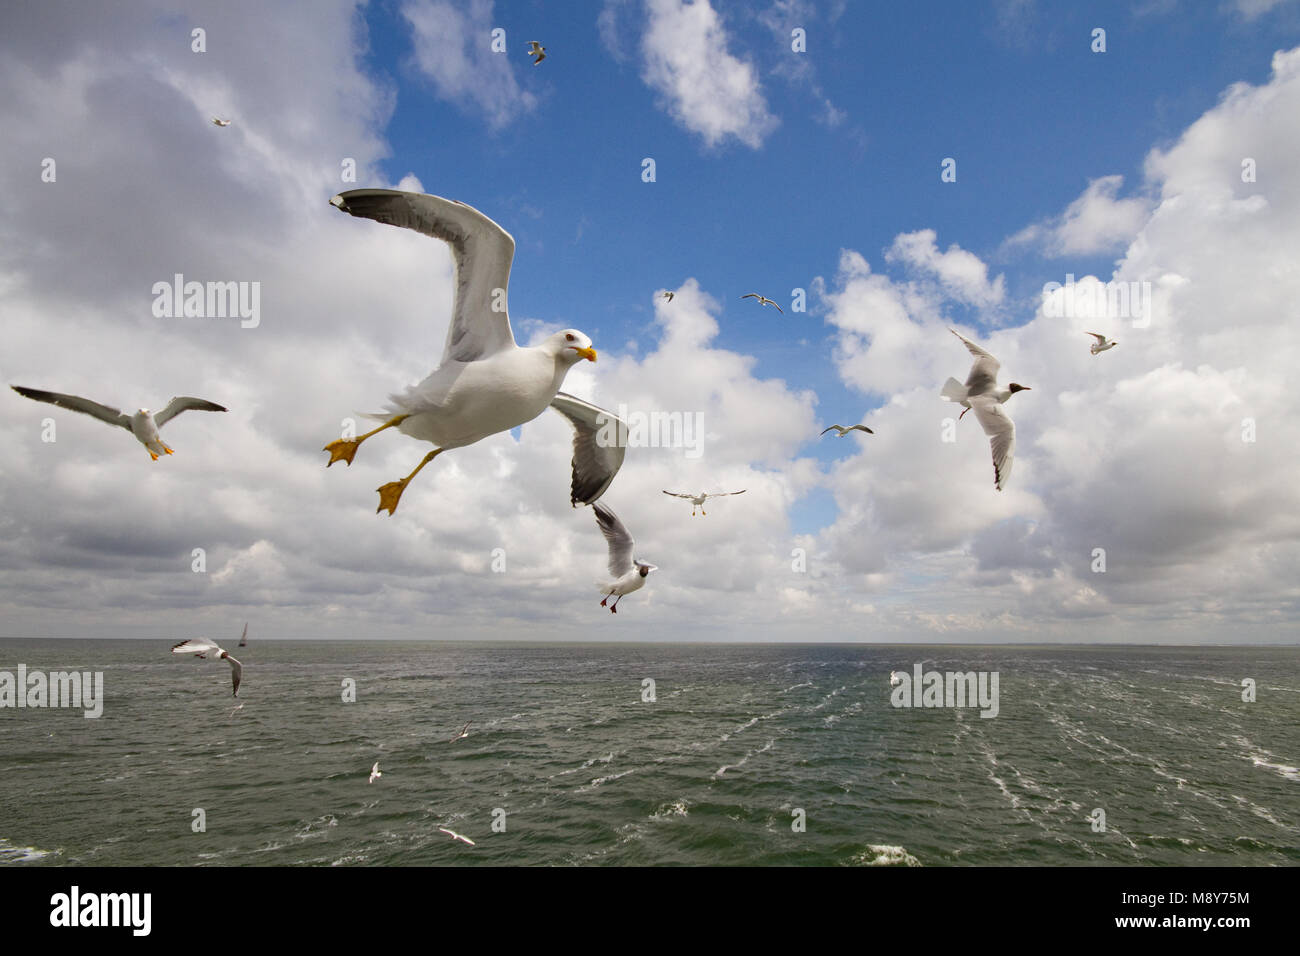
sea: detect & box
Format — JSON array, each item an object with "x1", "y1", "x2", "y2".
[{"x1": 1, "y1": 640, "x2": 1296, "y2": 867}]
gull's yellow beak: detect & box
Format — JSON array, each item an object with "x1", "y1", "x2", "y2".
[{"x1": 575, "y1": 347, "x2": 597, "y2": 362}]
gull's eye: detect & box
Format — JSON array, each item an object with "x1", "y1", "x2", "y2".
[{"x1": 565, "y1": 333, "x2": 576, "y2": 342}]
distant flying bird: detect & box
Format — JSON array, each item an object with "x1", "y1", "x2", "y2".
[
  {"x1": 662, "y1": 291, "x2": 674, "y2": 302},
  {"x1": 11, "y1": 386, "x2": 226, "y2": 460},
  {"x1": 238, "y1": 622, "x2": 248, "y2": 647},
  {"x1": 438, "y1": 827, "x2": 476, "y2": 846},
  {"x1": 211, "y1": 117, "x2": 231, "y2": 127},
  {"x1": 1087, "y1": 332, "x2": 1118, "y2": 355},
  {"x1": 448, "y1": 722, "x2": 471, "y2": 743},
  {"x1": 821, "y1": 424, "x2": 874, "y2": 438},
  {"x1": 171, "y1": 638, "x2": 243, "y2": 697},
  {"x1": 594, "y1": 501, "x2": 657, "y2": 614},
  {"x1": 741, "y1": 293, "x2": 783, "y2": 314},
  {"x1": 662, "y1": 489, "x2": 746, "y2": 517},
  {"x1": 369, "y1": 762, "x2": 382, "y2": 784},
  {"x1": 890, "y1": 671, "x2": 903, "y2": 687},
  {"x1": 940, "y1": 328, "x2": 1031, "y2": 491},
  {"x1": 527, "y1": 41, "x2": 546, "y2": 65},
  {"x1": 322, "y1": 189, "x2": 624, "y2": 515}
]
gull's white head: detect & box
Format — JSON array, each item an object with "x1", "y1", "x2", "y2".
[{"x1": 545, "y1": 329, "x2": 597, "y2": 365}]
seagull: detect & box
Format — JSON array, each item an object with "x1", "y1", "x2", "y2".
[
  {"x1": 890, "y1": 671, "x2": 904, "y2": 687},
  {"x1": 238, "y1": 622, "x2": 248, "y2": 647},
  {"x1": 662, "y1": 489, "x2": 746, "y2": 517},
  {"x1": 820, "y1": 424, "x2": 874, "y2": 438},
  {"x1": 741, "y1": 293, "x2": 783, "y2": 314},
  {"x1": 662, "y1": 291, "x2": 674, "y2": 302},
  {"x1": 11, "y1": 387, "x2": 227, "y2": 460},
  {"x1": 527, "y1": 41, "x2": 546, "y2": 65},
  {"x1": 369, "y1": 762, "x2": 382, "y2": 784},
  {"x1": 1087, "y1": 332, "x2": 1118, "y2": 355},
  {"x1": 940, "y1": 328, "x2": 1031, "y2": 491},
  {"x1": 448, "y1": 722, "x2": 471, "y2": 743},
  {"x1": 211, "y1": 117, "x2": 231, "y2": 127},
  {"x1": 323, "y1": 189, "x2": 627, "y2": 515},
  {"x1": 594, "y1": 501, "x2": 657, "y2": 613},
  {"x1": 229, "y1": 703, "x2": 244, "y2": 718},
  {"x1": 438, "y1": 827, "x2": 476, "y2": 846},
  {"x1": 171, "y1": 638, "x2": 242, "y2": 697}
]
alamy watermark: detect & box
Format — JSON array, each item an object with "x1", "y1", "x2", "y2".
[
  {"x1": 151, "y1": 273, "x2": 260, "y2": 328},
  {"x1": 1042, "y1": 274, "x2": 1150, "y2": 328},
  {"x1": 0, "y1": 665, "x2": 104, "y2": 718},
  {"x1": 596, "y1": 404, "x2": 703, "y2": 458},
  {"x1": 890, "y1": 664, "x2": 999, "y2": 718}
]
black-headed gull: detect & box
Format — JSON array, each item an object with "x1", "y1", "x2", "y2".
[
  {"x1": 448, "y1": 722, "x2": 471, "y2": 742},
  {"x1": 369, "y1": 762, "x2": 382, "y2": 784},
  {"x1": 662, "y1": 291, "x2": 674, "y2": 302},
  {"x1": 662, "y1": 489, "x2": 745, "y2": 517},
  {"x1": 11, "y1": 387, "x2": 226, "y2": 460},
  {"x1": 171, "y1": 638, "x2": 242, "y2": 697},
  {"x1": 1087, "y1": 332, "x2": 1118, "y2": 355},
  {"x1": 820, "y1": 424, "x2": 874, "y2": 438},
  {"x1": 594, "y1": 502, "x2": 657, "y2": 613},
  {"x1": 438, "y1": 827, "x2": 476, "y2": 845},
  {"x1": 741, "y1": 293, "x2": 783, "y2": 314},
  {"x1": 211, "y1": 117, "x2": 232, "y2": 127},
  {"x1": 941, "y1": 328, "x2": 1031, "y2": 491},
  {"x1": 322, "y1": 190, "x2": 627, "y2": 515},
  {"x1": 527, "y1": 41, "x2": 546, "y2": 65}
]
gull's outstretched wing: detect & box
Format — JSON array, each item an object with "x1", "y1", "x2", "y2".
[
  {"x1": 969, "y1": 396, "x2": 1016, "y2": 491},
  {"x1": 950, "y1": 329, "x2": 1001, "y2": 398},
  {"x1": 549, "y1": 392, "x2": 626, "y2": 507},
  {"x1": 711, "y1": 490, "x2": 746, "y2": 497},
  {"x1": 171, "y1": 638, "x2": 223, "y2": 657},
  {"x1": 226, "y1": 655, "x2": 242, "y2": 697},
  {"x1": 11, "y1": 386, "x2": 132, "y2": 431},
  {"x1": 662, "y1": 491, "x2": 695, "y2": 499},
  {"x1": 1086, "y1": 332, "x2": 1108, "y2": 344},
  {"x1": 594, "y1": 501, "x2": 635, "y2": 577},
  {"x1": 330, "y1": 189, "x2": 517, "y2": 365},
  {"x1": 154, "y1": 396, "x2": 227, "y2": 428}
]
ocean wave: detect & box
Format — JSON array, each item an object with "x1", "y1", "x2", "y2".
[{"x1": 845, "y1": 844, "x2": 922, "y2": 867}]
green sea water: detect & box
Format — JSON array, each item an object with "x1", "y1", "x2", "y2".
[{"x1": 1, "y1": 640, "x2": 1296, "y2": 866}]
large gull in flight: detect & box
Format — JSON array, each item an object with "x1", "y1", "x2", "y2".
[{"x1": 323, "y1": 189, "x2": 627, "y2": 515}]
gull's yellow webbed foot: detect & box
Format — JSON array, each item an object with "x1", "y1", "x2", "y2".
[
  {"x1": 324, "y1": 414, "x2": 411, "y2": 467},
  {"x1": 376, "y1": 448, "x2": 443, "y2": 516},
  {"x1": 149, "y1": 452, "x2": 159, "y2": 461},
  {"x1": 324, "y1": 438, "x2": 360, "y2": 466}
]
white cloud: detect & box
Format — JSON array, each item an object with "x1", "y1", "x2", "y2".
[
  {"x1": 640, "y1": 0, "x2": 777, "y2": 149},
  {"x1": 1007, "y1": 175, "x2": 1153, "y2": 258},
  {"x1": 813, "y1": 46, "x2": 1300, "y2": 640},
  {"x1": 886, "y1": 230, "x2": 1006, "y2": 308},
  {"x1": 402, "y1": 0, "x2": 537, "y2": 129}
]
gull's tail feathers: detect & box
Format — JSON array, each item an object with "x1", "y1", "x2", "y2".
[{"x1": 940, "y1": 377, "x2": 967, "y2": 403}]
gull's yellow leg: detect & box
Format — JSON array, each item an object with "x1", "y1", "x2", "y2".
[
  {"x1": 376, "y1": 448, "x2": 444, "y2": 515},
  {"x1": 324, "y1": 414, "x2": 410, "y2": 467},
  {"x1": 149, "y1": 451, "x2": 159, "y2": 461}
]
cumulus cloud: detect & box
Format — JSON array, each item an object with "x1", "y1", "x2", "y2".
[
  {"x1": 812, "y1": 47, "x2": 1300, "y2": 641},
  {"x1": 1006, "y1": 175, "x2": 1153, "y2": 258},
  {"x1": 640, "y1": 0, "x2": 778, "y2": 149},
  {"x1": 402, "y1": 0, "x2": 537, "y2": 129}
]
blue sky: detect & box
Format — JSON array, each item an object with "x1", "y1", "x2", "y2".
[{"x1": 2, "y1": 0, "x2": 1300, "y2": 642}]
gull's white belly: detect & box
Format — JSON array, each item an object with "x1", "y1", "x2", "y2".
[
  {"x1": 603, "y1": 572, "x2": 646, "y2": 597},
  {"x1": 390, "y1": 349, "x2": 562, "y2": 449}
]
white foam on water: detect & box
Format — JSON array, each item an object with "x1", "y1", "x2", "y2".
[
  {"x1": 846, "y1": 844, "x2": 922, "y2": 867},
  {"x1": 0, "y1": 838, "x2": 59, "y2": 864}
]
